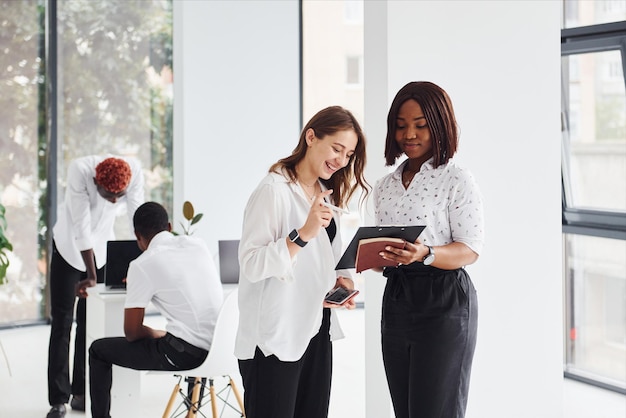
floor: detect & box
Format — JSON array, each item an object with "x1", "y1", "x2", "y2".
[{"x1": 0, "y1": 308, "x2": 624, "y2": 418}]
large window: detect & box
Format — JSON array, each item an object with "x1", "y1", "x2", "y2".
[
  {"x1": 0, "y1": 0, "x2": 44, "y2": 324},
  {"x1": 55, "y1": 0, "x2": 174, "y2": 234},
  {"x1": 0, "y1": 0, "x2": 173, "y2": 326},
  {"x1": 561, "y1": 2, "x2": 626, "y2": 393},
  {"x1": 302, "y1": 0, "x2": 364, "y2": 301}
]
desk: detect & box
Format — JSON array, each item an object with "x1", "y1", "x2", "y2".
[
  {"x1": 85, "y1": 283, "x2": 236, "y2": 416},
  {"x1": 86, "y1": 284, "x2": 141, "y2": 417}
]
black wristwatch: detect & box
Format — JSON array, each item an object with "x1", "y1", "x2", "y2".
[
  {"x1": 289, "y1": 229, "x2": 308, "y2": 247},
  {"x1": 422, "y1": 245, "x2": 435, "y2": 266}
]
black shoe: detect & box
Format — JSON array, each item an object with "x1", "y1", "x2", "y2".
[
  {"x1": 70, "y1": 394, "x2": 85, "y2": 411},
  {"x1": 46, "y1": 404, "x2": 66, "y2": 418}
]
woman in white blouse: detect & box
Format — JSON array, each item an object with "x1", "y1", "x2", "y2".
[
  {"x1": 236, "y1": 106, "x2": 369, "y2": 418},
  {"x1": 373, "y1": 81, "x2": 485, "y2": 418}
]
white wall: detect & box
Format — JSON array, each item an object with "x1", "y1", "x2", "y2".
[
  {"x1": 175, "y1": 0, "x2": 563, "y2": 417},
  {"x1": 174, "y1": 0, "x2": 301, "y2": 256},
  {"x1": 363, "y1": 1, "x2": 563, "y2": 417}
]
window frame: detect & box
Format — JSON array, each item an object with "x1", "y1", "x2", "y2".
[
  {"x1": 561, "y1": 19, "x2": 626, "y2": 394},
  {"x1": 561, "y1": 21, "x2": 626, "y2": 240}
]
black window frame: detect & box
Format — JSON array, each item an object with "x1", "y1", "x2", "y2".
[
  {"x1": 561, "y1": 20, "x2": 626, "y2": 394},
  {"x1": 561, "y1": 21, "x2": 626, "y2": 239}
]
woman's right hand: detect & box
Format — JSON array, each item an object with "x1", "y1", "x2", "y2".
[{"x1": 298, "y1": 189, "x2": 334, "y2": 242}]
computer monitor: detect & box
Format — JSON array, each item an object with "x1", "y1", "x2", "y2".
[
  {"x1": 104, "y1": 240, "x2": 143, "y2": 291},
  {"x1": 218, "y1": 240, "x2": 240, "y2": 284}
]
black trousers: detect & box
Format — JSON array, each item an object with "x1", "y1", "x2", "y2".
[
  {"x1": 238, "y1": 308, "x2": 332, "y2": 418},
  {"x1": 89, "y1": 333, "x2": 208, "y2": 418},
  {"x1": 381, "y1": 264, "x2": 478, "y2": 418},
  {"x1": 47, "y1": 241, "x2": 104, "y2": 405}
]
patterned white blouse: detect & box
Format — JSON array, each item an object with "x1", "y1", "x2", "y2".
[{"x1": 373, "y1": 157, "x2": 485, "y2": 255}]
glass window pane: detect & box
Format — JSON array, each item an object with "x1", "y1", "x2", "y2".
[
  {"x1": 563, "y1": 0, "x2": 626, "y2": 29},
  {"x1": 302, "y1": 0, "x2": 364, "y2": 124},
  {"x1": 346, "y1": 56, "x2": 361, "y2": 85},
  {"x1": 57, "y1": 0, "x2": 174, "y2": 233},
  {"x1": 0, "y1": 0, "x2": 45, "y2": 324},
  {"x1": 302, "y1": 0, "x2": 364, "y2": 301},
  {"x1": 0, "y1": 0, "x2": 174, "y2": 326},
  {"x1": 564, "y1": 233, "x2": 626, "y2": 389},
  {"x1": 562, "y1": 50, "x2": 626, "y2": 213}
]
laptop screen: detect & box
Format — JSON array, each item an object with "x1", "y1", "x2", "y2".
[
  {"x1": 104, "y1": 240, "x2": 143, "y2": 289},
  {"x1": 218, "y1": 240, "x2": 240, "y2": 284}
]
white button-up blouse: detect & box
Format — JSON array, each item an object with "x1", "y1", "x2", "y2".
[
  {"x1": 235, "y1": 171, "x2": 350, "y2": 362},
  {"x1": 373, "y1": 158, "x2": 484, "y2": 255}
]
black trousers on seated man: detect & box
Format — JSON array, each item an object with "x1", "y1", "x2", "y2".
[{"x1": 89, "y1": 333, "x2": 207, "y2": 418}]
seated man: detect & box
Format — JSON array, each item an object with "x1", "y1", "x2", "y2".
[{"x1": 88, "y1": 201, "x2": 224, "y2": 418}]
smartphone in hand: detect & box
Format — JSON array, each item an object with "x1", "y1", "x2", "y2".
[{"x1": 324, "y1": 287, "x2": 359, "y2": 305}]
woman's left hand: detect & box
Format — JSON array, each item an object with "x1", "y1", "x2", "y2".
[
  {"x1": 381, "y1": 240, "x2": 479, "y2": 269},
  {"x1": 380, "y1": 240, "x2": 428, "y2": 266},
  {"x1": 323, "y1": 276, "x2": 357, "y2": 310}
]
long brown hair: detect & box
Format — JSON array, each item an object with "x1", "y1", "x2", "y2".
[
  {"x1": 270, "y1": 106, "x2": 370, "y2": 207},
  {"x1": 384, "y1": 81, "x2": 459, "y2": 167}
]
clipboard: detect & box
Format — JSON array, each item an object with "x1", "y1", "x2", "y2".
[{"x1": 335, "y1": 225, "x2": 426, "y2": 270}]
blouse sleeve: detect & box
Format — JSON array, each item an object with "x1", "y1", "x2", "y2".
[
  {"x1": 448, "y1": 169, "x2": 485, "y2": 255},
  {"x1": 238, "y1": 183, "x2": 296, "y2": 284}
]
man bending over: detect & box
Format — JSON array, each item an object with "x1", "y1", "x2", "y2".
[{"x1": 88, "y1": 201, "x2": 224, "y2": 418}]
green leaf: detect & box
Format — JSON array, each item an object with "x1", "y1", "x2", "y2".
[
  {"x1": 0, "y1": 265, "x2": 7, "y2": 285},
  {"x1": 190, "y1": 213, "x2": 203, "y2": 226}
]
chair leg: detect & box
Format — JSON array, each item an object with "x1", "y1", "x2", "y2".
[
  {"x1": 185, "y1": 377, "x2": 202, "y2": 418},
  {"x1": 162, "y1": 381, "x2": 181, "y2": 418},
  {"x1": 229, "y1": 377, "x2": 246, "y2": 417},
  {"x1": 209, "y1": 378, "x2": 219, "y2": 418}
]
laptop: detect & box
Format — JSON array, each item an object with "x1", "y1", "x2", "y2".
[
  {"x1": 218, "y1": 240, "x2": 240, "y2": 284},
  {"x1": 103, "y1": 240, "x2": 143, "y2": 292}
]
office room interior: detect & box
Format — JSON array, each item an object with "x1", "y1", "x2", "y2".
[{"x1": 1, "y1": 1, "x2": 625, "y2": 417}]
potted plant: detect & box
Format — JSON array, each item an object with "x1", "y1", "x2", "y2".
[
  {"x1": 0, "y1": 203, "x2": 13, "y2": 285},
  {"x1": 177, "y1": 200, "x2": 203, "y2": 236}
]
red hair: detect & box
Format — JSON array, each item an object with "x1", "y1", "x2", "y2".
[{"x1": 95, "y1": 158, "x2": 131, "y2": 193}]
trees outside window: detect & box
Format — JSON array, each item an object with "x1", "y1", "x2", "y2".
[{"x1": 0, "y1": 0, "x2": 173, "y2": 325}]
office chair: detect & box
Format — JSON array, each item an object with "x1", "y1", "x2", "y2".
[{"x1": 159, "y1": 289, "x2": 245, "y2": 418}]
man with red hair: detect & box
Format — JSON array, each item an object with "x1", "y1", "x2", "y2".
[{"x1": 46, "y1": 155, "x2": 145, "y2": 418}]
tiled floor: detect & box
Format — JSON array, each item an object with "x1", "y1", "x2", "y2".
[
  {"x1": 0, "y1": 307, "x2": 624, "y2": 418},
  {"x1": 0, "y1": 307, "x2": 364, "y2": 418}
]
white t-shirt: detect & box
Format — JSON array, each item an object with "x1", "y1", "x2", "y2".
[
  {"x1": 53, "y1": 155, "x2": 145, "y2": 270},
  {"x1": 235, "y1": 171, "x2": 350, "y2": 362},
  {"x1": 124, "y1": 231, "x2": 224, "y2": 351},
  {"x1": 373, "y1": 158, "x2": 484, "y2": 255}
]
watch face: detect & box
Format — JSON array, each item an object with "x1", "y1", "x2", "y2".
[
  {"x1": 423, "y1": 246, "x2": 434, "y2": 265},
  {"x1": 288, "y1": 229, "x2": 307, "y2": 247}
]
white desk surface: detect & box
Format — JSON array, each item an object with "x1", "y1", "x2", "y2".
[{"x1": 85, "y1": 282, "x2": 237, "y2": 415}]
